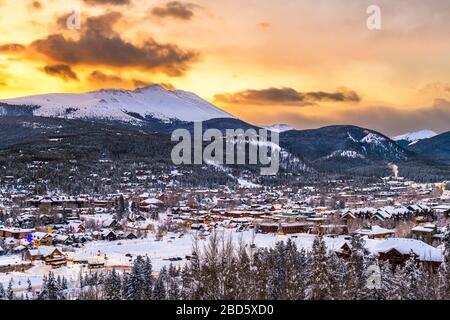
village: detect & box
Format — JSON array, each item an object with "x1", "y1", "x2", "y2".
[{"x1": 0, "y1": 168, "x2": 449, "y2": 294}]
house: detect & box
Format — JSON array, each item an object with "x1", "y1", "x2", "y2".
[
  {"x1": 335, "y1": 237, "x2": 442, "y2": 270},
  {"x1": 66, "y1": 221, "x2": 85, "y2": 233},
  {"x1": 102, "y1": 230, "x2": 118, "y2": 241},
  {"x1": 280, "y1": 222, "x2": 310, "y2": 234},
  {"x1": 411, "y1": 223, "x2": 437, "y2": 244},
  {"x1": 0, "y1": 227, "x2": 35, "y2": 239},
  {"x1": 123, "y1": 232, "x2": 137, "y2": 240},
  {"x1": 353, "y1": 225, "x2": 395, "y2": 239},
  {"x1": 31, "y1": 232, "x2": 53, "y2": 246},
  {"x1": 24, "y1": 247, "x2": 66, "y2": 267},
  {"x1": 259, "y1": 223, "x2": 279, "y2": 233}
]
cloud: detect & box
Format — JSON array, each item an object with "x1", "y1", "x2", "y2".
[
  {"x1": 83, "y1": 0, "x2": 131, "y2": 6},
  {"x1": 30, "y1": 1, "x2": 43, "y2": 10},
  {"x1": 133, "y1": 80, "x2": 176, "y2": 90},
  {"x1": 151, "y1": 1, "x2": 199, "y2": 20},
  {"x1": 257, "y1": 22, "x2": 270, "y2": 30},
  {"x1": 0, "y1": 43, "x2": 26, "y2": 52},
  {"x1": 88, "y1": 70, "x2": 125, "y2": 84},
  {"x1": 213, "y1": 87, "x2": 360, "y2": 106},
  {"x1": 31, "y1": 12, "x2": 199, "y2": 76},
  {"x1": 43, "y1": 64, "x2": 78, "y2": 81}
]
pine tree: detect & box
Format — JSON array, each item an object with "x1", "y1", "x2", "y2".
[
  {"x1": 403, "y1": 252, "x2": 422, "y2": 300},
  {"x1": 116, "y1": 195, "x2": 125, "y2": 220},
  {"x1": 7, "y1": 278, "x2": 14, "y2": 300},
  {"x1": 153, "y1": 267, "x2": 167, "y2": 300},
  {"x1": 438, "y1": 227, "x2": 450, "y2": 299},
  {"x1": 167, "y1": 264, "x2": 181, "y2": 300},
  {"x1": 27, "y1": 278, "x2": 33, "y2": 293},
  {"x1": 126, "y1": 256, "x2": 145, "y2": 300},
  {"x1": 345, "y1": 236, "x2": 369, "y2": 299},
  {"x1": 0, "y1": 282, "x2": 5, "y2": 300},
  {"x1": 306, "y1": 236, "x2": 331, "y2": 300},
  {"x1": 141, "y1": 256, "x2": 154, "y2": 299},
  {"x1": 104, "y1": 269, "x2": 122, "y2": 300}
]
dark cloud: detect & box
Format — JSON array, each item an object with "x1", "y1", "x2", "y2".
[
  {"x1": 0, "y1": 43, "x2": 26, "y2": 52},
  {"x1": 213, "y1": 87, "x2": 360, "y2": 106},
  {"x1": 258, "y1": 22, "x2": 271, "y2": 30},
  {"x1": 43, "y1": 64, "x2": 78, "y2": 81},
  {"x1": 151, "y1": 1, "x2": 198, "y2": 20},
  {"x1": 89, "y1": 70, "x2": 125, "y2": 83},
  {"x1": 305, "y1": 89, "x2": 360, "y2": 103},
  {"x1": 30, "y1": 1, "x2": 43, "y2": 10},
  {"x1": 83, "y1": 0, "x2": 131, "y2": 6},
  {"x1": 32, "y1": 12, "x2": 199, "y2": 76},
  {"x1": 133, "y1": 80, "x2": 176, "y2": 90},
  {"x1": 265, "y1": 102, "x2": 450, "y2": 136}
]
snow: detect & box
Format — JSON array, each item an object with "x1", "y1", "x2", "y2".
[
  {"x1": 360, "y1": 133, "x2": 386, "y2": 145},
  {"x1": 263, "y1": 124, "x2": 294, "y2": 133},
  {"x1": 0, "y1": 229, "x2": 444, "y2": 291},
  {"x1": 324, "y1": 150, "x2": 365, "y2": 160},
  {"x1": 392, "y1": 129, "x2": 437, "y2": 144},
  {"x1": 0, "y1": 85, "x2": 234, "y2": 123}
]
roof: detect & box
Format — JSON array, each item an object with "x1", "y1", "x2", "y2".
[
  {"x1": 365, "y1": 238, "x2": 442, "y2": 262},
  {"x1": 354, "y1": 225, "x2": 395, "y2": 236}
]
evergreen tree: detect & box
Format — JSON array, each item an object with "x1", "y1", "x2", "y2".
[
  {"x1": 306, "y1": 236, "x2": 331, "y2": 300},
  {"x1": 153, "y1": 267, "x2": 167, "y2": 300},
  {"x1": 142, "y1": 256, "x2": 154, "y2": 299},
  {"x1": 104, "y1": 269, "x2": 122, "y2": 300},
  {"x1": 27, "y1": 278, "x2": 33, "y2": 293},
  {"x1": 345, "y1": 236, "x2": 369, "y2": 299},
  {"x1": 7, "y1": 278, "x2": 14, "y2": 300},
  {"x1": 167, "y1": 264, "x2": 181, "y2": 300},
  {"x1": 403, "y1": 252, "x2": 422, "y2": 300},
  {"x1": 438, "y1": 227, "x2": 450, "y2": 299},
  {"x1": 0, "y1": 282, "x2": 5, "y2": 300}
]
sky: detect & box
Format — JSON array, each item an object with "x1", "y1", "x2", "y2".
[{"x1": 0, "y1": 0, "x2": 449, "y2": 135}]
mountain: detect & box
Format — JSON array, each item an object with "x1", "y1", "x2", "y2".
[
  {"x1": 392, "y1": 129, "x2": 437, "y2": 147},
  {"x1": 407, "y1": 131, "x2": 450, "y2": 165},
  {"x1": 281, "y1": 125, "x2": 409, "y2": 162},
  {"x1": 263, "y1": 124, "x2": 294, "y2": 133},
  {"x1": 0, "y1": 84, "x2": 233, "y2": 123},
  {"x1": 0, "y1": 87, "x2": 448, "y2": 180},
  {"x1": 279, "y1": 125, "x2": 417, "y2": 176}
]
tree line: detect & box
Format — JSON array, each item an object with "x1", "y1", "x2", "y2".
[{"x1": 2, "y1": 232, "x2": 450, "y2": 300}]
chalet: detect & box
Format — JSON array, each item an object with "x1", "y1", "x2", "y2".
[
  {"x1": 335, "y1": 237, "x2": 442, "y2": 270},
  {"x1": 101, "y1": 218, "x2": 118, "y2": 229},
  {"x1": 367, "y1": 238, "x2": 442, "y2": 270},
  {"x1": 0, "y1": 227, "x2": 34, "y2": 239},
  {"x1": 259, "y1": 223, "x2": 278, "y2": 233},
  {"x1": 66, "y1": 221, "x2": 85, "y2": 233},
  {"x1": 24, "y1": 247, "x2": 66, "y2": 267},
  {"x1": 411, "y1": 223, "x2": 437, "y2": 244},
  {"x1": 102, "y1": 230, "x2": 118, "y2": 241},
  {"x1": 31, "y1": 232, "x2": 53, "y2": 246},
  {"x1": 123, "y1": 232, "x2": 137, "y2": 240},
  {"x1": 280, "y1": 222, "x2": 310, "y2": 234},
  {"x1": 354, "y1": 225, "x2": 395, "y2": 239}
]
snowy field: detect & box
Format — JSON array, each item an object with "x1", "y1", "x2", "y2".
[
  {"x1": 0, "y1": 230, "x2": 349, "y2": 292},
  {"x1": 1, "y1": 228, "x2": 442, "y2": 292}
]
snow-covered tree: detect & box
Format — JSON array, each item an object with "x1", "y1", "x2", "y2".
[{"x1": 306, "y1": 236, "x2": 332, "y2": 300}]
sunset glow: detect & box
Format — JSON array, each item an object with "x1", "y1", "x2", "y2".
[{"x1": 1, "y1": 0, "x2": 450, "y2": 134}]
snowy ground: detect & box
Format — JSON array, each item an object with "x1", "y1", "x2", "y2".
[{"x1": 0, "y1": 230, "x2": 349, "y2": 292}]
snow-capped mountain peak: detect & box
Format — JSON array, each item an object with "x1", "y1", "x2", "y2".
[
  {"x1": 263, "y1": 124, "x2": 294, "y2": 133},
  {"x1": 0, "y1": 85, "x2": 234, "y2": 123},
  {"x1": 392, "y1": 129, "x2": 437, "y2": 146}
]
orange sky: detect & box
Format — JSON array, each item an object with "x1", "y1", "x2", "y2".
[{"x1": 0, "y1": 0, "x2": 449, "y2": 135}]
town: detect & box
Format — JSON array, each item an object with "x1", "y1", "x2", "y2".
[{"x1": 0, "y1": 163, "x2": 449, "y2": 298}]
